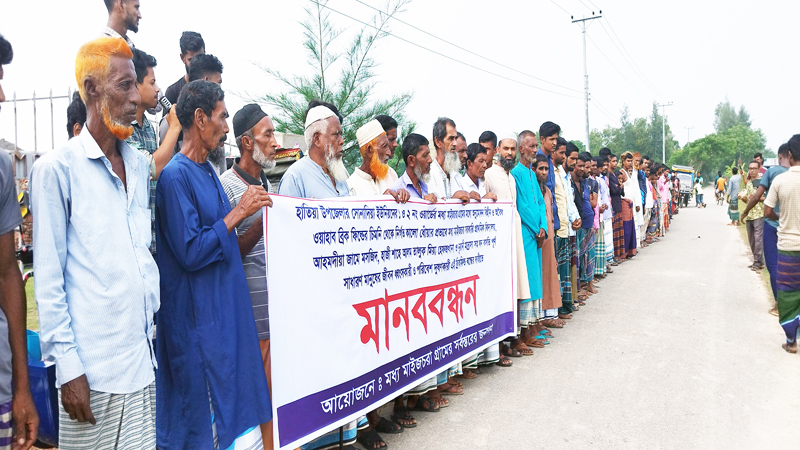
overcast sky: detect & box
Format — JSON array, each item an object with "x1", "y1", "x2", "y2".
[{"x1": 1, "y1": 0, "x2": 797, "y2": 157}]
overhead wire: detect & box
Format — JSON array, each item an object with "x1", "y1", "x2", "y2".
[
  {"x1": 548, "y1": 0, "x2": 572, "y2": 18},
  {"x1": 315, "y1": 1, "x2": 585, "y2": 99},
  {"x1": 585, "y1": 32, "x2": 656, "y2": 103},
  {"x1": 354, "y1": 0, "x2": 584, "y2": 95}
]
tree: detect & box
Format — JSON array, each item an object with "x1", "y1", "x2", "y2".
[
  {"x1": 670, "y1": 124, "x2": 766, "y2": 179},
  {"x1": 249, "y1": 0, "x2": 415, "y2": 172},
  {"x1": 713, "y1": 96, "x2": 751, "y2": 133}
]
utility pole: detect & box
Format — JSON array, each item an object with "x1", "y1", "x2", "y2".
[
  {"x1": 684, "y1": 126, "x2": 694, "y2": 145},
  {"x1": 572, "y1": 12, "x2": 601, "y2": 154},
  {"x1": 657, "y1": 102, "x2": 673, "y2": 163}
]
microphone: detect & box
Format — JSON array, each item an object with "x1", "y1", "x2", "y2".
[{"x1": 159, "y1": 94, "x2": 173, "y2": 113}]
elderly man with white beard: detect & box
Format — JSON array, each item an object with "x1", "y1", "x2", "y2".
[
  {"x1": 219, "y1": 103, "x2": 279, "y2": 448},
  {"x1": 428, "y1": 117, "x2": 476, "y2": 204},
  {"x1": 279, "y1": 101, "x2": 350, "y2": 199},
  {"x1": 347, "y1": 119, "x2": 409, "y2": 202}
]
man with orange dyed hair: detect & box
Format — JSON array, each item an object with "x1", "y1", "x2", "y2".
[
  {"x1": 30, "y1": 37, "x2": 158, "y2": 449},
  {"x1": 347, "y1": 119, "x2": 409, "y2": 202}
]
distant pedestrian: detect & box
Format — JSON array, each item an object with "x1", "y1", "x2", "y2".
[
  {"x1": 739, "y1": 161, "x2": 766, "y2": 271},
  {"x1": 727, "y1": 167, "x2": 741, "y2": 225}
]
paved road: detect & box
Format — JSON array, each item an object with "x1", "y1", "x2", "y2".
[{"x1": 377, "y1": 192, "x2": 800, "y2": 450}]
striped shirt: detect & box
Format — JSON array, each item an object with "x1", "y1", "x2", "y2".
[{"x1": 219, "y1": 162, "x2": 271, "y2": 340}]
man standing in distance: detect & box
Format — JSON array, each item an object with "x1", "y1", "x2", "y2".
[
  {"x1": 739, "y1": 160, "x2": 766, "y2": 271},
  {"x1": 32, "y1": 37, "x2": 156, "y2": 449},
  {"x1": 456, "y1": 132, "x2": 468, "y2": 173},
  {"x1": 164, "y1": 31, "x2": 205, "y2": 104},
  {"x1": 0, "y1": 33, "x2": 39, "y2": 450},
  {"x1": 538, "y1": 122, "x2": 561, "y2": 234},
  {"x1": 102, "y1": 0, "x2": 140, "y2": 48},
  {"x1": 220, "y1": 104, "x2": 279, "y2": 449},
  {"x1": 155, "y1": 81, "x2": 272, "y2": 449}
]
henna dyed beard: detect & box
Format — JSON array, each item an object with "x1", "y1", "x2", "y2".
[
  {"x1": 101, "y1": 97, "x2": 133, "y2": 140},
  {"x1": 369, "y1": 151, "x2": 390, "y2": 181}
]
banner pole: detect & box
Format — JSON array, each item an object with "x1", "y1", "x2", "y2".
[{"x1": 338, "y1": 426, "x2": 343, "y2": 450}]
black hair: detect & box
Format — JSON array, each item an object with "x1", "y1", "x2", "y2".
[
  {"x1": 179, "y1": 31, "x2": 205, "y2": 55},
  {"x1": 599, "y1": 147, "x2": 611, "y2": 157},
  {"x1": 608, "y1": 153, "x2": 617, "y2": 160},
  {"x1": 375, "y1": 114, "x2": 398, "y2": 132},
  {"x1": 753, "y1": 152, "x2": 763, "y2": 159},
  {"x1": 187, "y1": 54, "x2": 223, "y2": 82},
  {"x1": 66, "y1": 91, "x2": 86, "y2": 138},
  {"x1": 748, "y1": 159, "x2": 760, "y2": 168},
  {"x1": 534, "y1": 153, "x2": 548, "y2": 166},
  {"x1": 578, "y1": 152, "x2": 592, "y2": 163},
  {"x1": 103, "y1": 0, "x2": 114, "y2": 11},
  {"x1": 176, "y1": 80, "x2": 225, "y2": 129},
  {"x1": 593, "y1": 156, "x2": 607, "y2": 166},
  {"x1": 131, "y1": 48, "x2": 157, "y2": 84},
  {"x1": 432, "y1": 117, "x2": 456, "y2": 149},
  {"x1": 789, "y1": 135, "x2": 800, "y2": 162},
  {"x1": 402, "y1": 133, "x2": 429, "y2": 165},
  {"x1": 457, "y1": 131, "x2": 466, "y2": 142},
  {"x1": 0, "y1": 34, "x2": 12, "y2": 65},
  {"x1": 565, "y1": 142, "x2": 579, "y2": 158},
  {"x1": 623, "y1": 152, "x2": 633, "y2": 160},
  {"x1": 642, "y1": 155, "x2": 652, "y2": 162},
  {"x1": 466, "y1": 143, "x2": 486, "y2": 164},
  {"x1": 478, "y1": 131, "x2": 497, "y2": 148},
  {"x1": 732, "y1": 167, "x2": 739, "y2": 174},
  {"x1": 305, "y1": 100, "x2": 343, "y2": 124},
  {"x1": 777, "y1": 143, "x2": 790, "y2": 156},
  {"x1": 539, "y1": 121, "x2": 561, "y2": 140}
]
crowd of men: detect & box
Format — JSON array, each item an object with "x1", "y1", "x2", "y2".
[{"x1": 0, "y1": 1, "x2": 798, "y2": 449}]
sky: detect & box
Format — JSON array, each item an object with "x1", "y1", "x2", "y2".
[{"x1": 1, "y1": 0, "x2": 798, "y2": 158}]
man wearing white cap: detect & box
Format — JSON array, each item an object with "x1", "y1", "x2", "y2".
[
  {"x1": 278, "y1": 100, "x2": 350, "y2": 199},
  {"x1": 347, "y1": 119, "x2": 409, "y2": 202}
]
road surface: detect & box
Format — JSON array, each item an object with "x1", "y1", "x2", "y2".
[{"x1": 377, "y1": 193, "x2": 800, "y2": 449}]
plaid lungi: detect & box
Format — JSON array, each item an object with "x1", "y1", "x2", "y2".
[
  {"x1": 595, "y1": 222, "x2": 606, "y2": 276},
  {"x1": 556, "y1": 236, "x2": 573, "y2": 309},
  {"x1": 0, "y1": 401, "x2": 11, "y2": 449},
  {"x1": 578, "y1": 228, "x2": 595, "y2": 283},
  {"x1": 612, "y1": 211, "x2": 625, "y2": 259},
  {"x1": 776, "y1": 250, "x2": 800, "y2": 344},
  {"x1": 603, "y1": 219, "x2": 614, "y2": 262}
]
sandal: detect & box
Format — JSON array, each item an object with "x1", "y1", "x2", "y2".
[
  {"x1": 375, "y1": 417, "x2": 403, "y2": 434},
  {"x1": 526, "y1": 339, "x2": 545, "y2": 348},
  {"x1": 357, "y1": 428, "x2": 387, "y2": 449},
  {"x1": 438, "y1": 383, "x2": 463, "y2": 396},
  {"x1": 409, "y1": 395, "x2": 439, "y2": 413},
  {"x1": 496, "y1": 355, "x2": 513, "y2": 367},
  {"x1": 514, "y1": 343, "x2": 534, "y2": 355},
  {"x1": 391, "y1": 407, "x2": 417, "y2": 428},
  {"x1": 501, "y1": 343, "x2": 523, "y2": 357},
  {"x1": 782, "y1": 343, "x2": 798, "y2": 354}
]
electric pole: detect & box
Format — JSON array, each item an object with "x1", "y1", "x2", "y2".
[
  {"x1": 657, "y1": 102, "x2": 673, "y2": 163},
  {"x1": 684, "y1": 126, "x2": 694, "y2": 144},
  {"x1": 572, "y1": 12, "x2": 601, "y2": 154}
]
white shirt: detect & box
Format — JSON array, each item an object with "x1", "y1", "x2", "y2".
[
  {"x1": 347, "y1": 167, "x2": 399, "y2": 197},
  {"x1": 460, "y1": 173, "x2": 486, "y2": 196},
  {"x1": 429, "y1": 158, "x2": 463, "y2": 199}
]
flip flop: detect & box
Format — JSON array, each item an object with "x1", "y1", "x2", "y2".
[
  {"x1": 357, "y1": 429, "x2": 387, "y2": 450},
  {"x1": 410, "y1": 395, "x2": 439, "y2": 413},
  {"x1": 390, "y1": 407, "x2": 417, "y2": 429},
  {"x1": 533, "y1": 336, "x2": 551, "y2": 345},
  {"x1": 375, "y1": 417, "x2": 403, "y2": 434}
]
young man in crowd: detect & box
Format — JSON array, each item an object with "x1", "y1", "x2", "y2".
[
  {"x1": 0, "y1": 33, "x2": 38, "y2": 450},
  {"x1": 219, "y1": 103, "x2": 279, "y2": 449},
  {"x1": 164, "y1": 31, "x2": 205, "y2": 104},
  {"x1": 556, "y1": 138, "x2": 582, "y2": 315},
  {"x1": 102, "y1": 0, "x2": 140, "y2": 48},
  {"x1": 33, "y1": 37, "x2": 157, "y2": 449},
  {"x1": 728, "y1": 167, "x2": 742, "y2": 225},
  {"x1": 478, "y1": 130, "x2": 498, "y2": 169},
  {"x1": 764, "y1": 135, "x2": 800, "y2": 354},
  {"x1": 127, "y1": 47, "x2": 181, "y2": 256},
  {"x1": 739, "y1": 161, "x2": 765, "y2": 271}
]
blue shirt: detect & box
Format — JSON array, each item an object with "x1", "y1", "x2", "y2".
[
  {"x1": 155, "y1": 153, "x2": 271, "y2": 450},
  {"x1": 391, "y1": 171, "x2": 429, "y2": 199},
  {"x1": 572, "y1": 176, "x2": 595, "y2": 229},
  {"x1": 537, "y1": 149, "x2": 560, "y2": 231},
  {"x1": 278, "y1": 155, "x2": 350, "y2": 198},
  {"x1": 559, "y1": 166, "x2": 580, "y2": 237},
  {"x1": 30, "y1": 130, "x2": 159, "y2": 392},
  {"x1": 761, "y1": 165, "x2": 788, "y2": 228}
]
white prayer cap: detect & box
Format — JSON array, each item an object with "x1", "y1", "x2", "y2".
[
  {"x1": 356, "y1": 120, "x2": 386, "y2": 149},
  {"x1": 304, "y1": 105, "x2": 336, "y2": 129}
]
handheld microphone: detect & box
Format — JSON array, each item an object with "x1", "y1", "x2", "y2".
[{"x1": 159, "y1": 95, "x2": 173, "y2": 113}]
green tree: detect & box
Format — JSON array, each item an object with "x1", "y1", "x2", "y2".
[
  {"x1": 713, "y1": 96, "x2": 751, "y2": 133},
  {"x1": 670, "y1": 124, "x2": 766, "y2": 179},
  {"x1": 249, "y1": 0, "x2": 415, "y2": 172}
]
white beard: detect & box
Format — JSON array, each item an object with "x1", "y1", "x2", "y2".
[
  {"x1": 414, "y1": 164, "x2": 431, "y2": 184},
  {"x1": 253, "y1": 141, "x2": 276, "y2": 170},
  {"x1": 443, "y1": 151, "x2": 461, "y2": 174},
  {"x1": 324, "y1": 144, "x2": 350, "y2": 183}
]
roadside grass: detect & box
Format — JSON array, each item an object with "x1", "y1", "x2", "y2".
[{"x1": 25, "y1": 278, "x2": 38, "y2": 331}]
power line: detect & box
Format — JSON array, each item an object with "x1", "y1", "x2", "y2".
[
  {"x1": 585, "y1": 32, "x2": 655, "y2": 102},
  {"x1": 591, "y1": 101, "x2": 617, "y2": 125},
  {"x1": 354, "y1": 0, "x2": 585, "y2": 95},
  {"x1": 316, "y1": 1, "x2": 585, "y2": 99},
  {"x1": 599, "y1": 18, "x2": 664, "y2": 99},
  {"x1": 592, "y1": 98, "x2": 619, "y2": 125},
  {"x1": 548, "y1": 0, "x2": 572, "y2": 17}
]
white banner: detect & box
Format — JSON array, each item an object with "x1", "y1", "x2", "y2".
[{"x1": 265, "y1": 195, "x2": 516, "y2": 450}]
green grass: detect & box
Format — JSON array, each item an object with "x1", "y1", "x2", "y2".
[{"x1": 25, "y1": 278, "x2": 38, "y2": 331}]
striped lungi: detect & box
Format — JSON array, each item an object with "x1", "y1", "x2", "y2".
[
  {"x1": 603, "y1": 219, "x2": 614, "y2": 262},
  {"x1": 595, "y1": 222, "x2": 606, "y2": 276},
  {"x1": 58, "y1": 383, "x2": 156, "y2": 450},
  {"x1": 578, "y1": 228, "x2": 595, "y2": 284},
  {"x1": 646, "y1": 205, "x2": 659, "y2": 239},
  {"x1": 519, "y1": 299, "x2": 533, "y2": 331},
  {"x1": 0, "y1": 401, "x2": 11, "y2": 449},
  {"x1": 612, "y1": 212, "x2": 625, "y2": 259},
  {"x1": 556, "y1": 236, "x2": 573, "y2": 310},
  {"x1": 776, "y1": 250, "x2": 800, "y2": 344}
]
